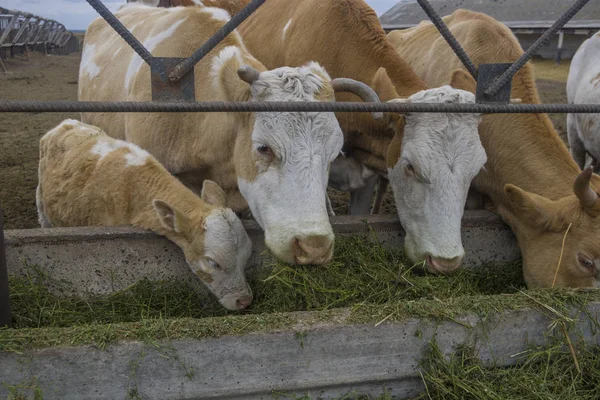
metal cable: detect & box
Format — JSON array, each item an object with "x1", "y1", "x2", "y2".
[
  {"x1": 485, "y1": 0, "x2": 591, "y2": 96},
  {"x1": 85, "y1": 0, "x2": 153, "y2": 65},
  {"x1": 2, "y1": 100, "x2": 600, "y2": 114},
  {"x1": 416, "y1": 0, "x2": 478, "y2": 79},
  {"x1": 168, "y1": 0, "x2": 267, "y2": 82}
]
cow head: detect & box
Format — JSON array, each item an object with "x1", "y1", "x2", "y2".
[
  {"x1": 153, "y1": 180, "x2": 253, "y2": 310},
  {"x1": 215, "y1": 47, "x2": 379, "y2": 264},
  {"x1": 504, "y1": 166, "x2": 600, "y2": 288},
  {"x1": 386, "y1": 72, "x2": 486, "y2": 274}
]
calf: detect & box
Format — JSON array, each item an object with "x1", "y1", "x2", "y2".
[
  {"x1": 567, "y1": 32, "x2": 600, "y2": 172},
  {"x1": 37, "y1": 119, "x2": 253, "y2": 310}
]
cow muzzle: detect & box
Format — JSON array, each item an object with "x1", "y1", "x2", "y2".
[
  {"x1": 292, "y1": 233, "x2": 335, "y2": 265},
  {"x1": 426, "y1": 255, "x2": 463, "y2": 275}
]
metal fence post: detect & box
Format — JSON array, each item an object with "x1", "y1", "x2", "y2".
[{"x1": 0, "y1": 206, "x2": 12, "y2": 328}]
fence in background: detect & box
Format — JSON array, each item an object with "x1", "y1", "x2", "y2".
[{"x1": 0, "y1": 6, "x2": 79, "y2": 73}]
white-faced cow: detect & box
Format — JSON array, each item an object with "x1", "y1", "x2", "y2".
[
  {"x1": 388, "y1": 9, "x2": 600, "y2": 288},
  {"x1": 78, "y1": 3, "x2": 379, "y2": 265},
  {"x1": 37, "y1": 119, "x2": 253, "y2": 310},
  {"x1": 567, "y1": 32, "x2": 600, "y2": 172}
]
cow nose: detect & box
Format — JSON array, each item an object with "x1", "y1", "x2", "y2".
[
  {"x1": 236, "y1": 294, "x2": 253, "y2": 310},
  {"x1": 293, "y1": 234, "x2": 334, "y2": 265},
  {"x1": 426, "y1": 255, "x2": 463, "y2": 275}
]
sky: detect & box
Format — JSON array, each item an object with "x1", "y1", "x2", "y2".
[{"x1": 1, "y1": 0, "x2": 402, "y2": 30}]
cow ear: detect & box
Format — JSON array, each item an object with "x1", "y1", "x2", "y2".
[
  {"x1": 450, "y1": 69, "x2": 476, "y2": 94},
  {"x1": 503, "y1": 184, "x2": 569, "y2": 232},
  {"x1": 153, "y1": 200, "x2": 188, "y2": 233},
  {"x1": 201, "y1": 180, "x2": 228, "y2": 207}
]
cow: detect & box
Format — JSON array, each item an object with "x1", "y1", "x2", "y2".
[
  {"x1": 37, "y1": 119, "x2": 254, "y2": 310},
  {"x1": 179, "y1": 0, "x2": 487, "y2": 274},
  {"x1": 78, "y1": 3, "x2": 380, "y2": 265},
  {"x1": 388, "y1": 9, "x2": 600, "y2": 288},
  {"x1": 567, "y1": 32, "x2": 600, "y2": 172}
]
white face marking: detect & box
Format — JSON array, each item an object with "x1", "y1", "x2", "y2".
[
  {"x1": 387, "y1": 87, "x2": 486, "y2": 267},
  {"x1": 236, "y1": 63, "x2": 343, "y2": 263},
  {"x1": 90, "y1": 138, "x2": 150, "y2": 166},
  {"x1": 80, "y1": 43, "x2": 101, "y2": 80},
  {"x1": 282, "y1": 19, "x2": 292, "y2": 41},
  {"x1": 202, "y1": 7, "x2": 231, "y2": 22},
  {"x1": 124, "y1": 18, "x2": 186, "y2": 90},
  {"x1": 210, "y1": 45, "x2": 243, "y2": 85},
  {"x1": 566, "y1": 33, "x2": 600, "y2": 162},
  {"x1": 192, "y1": 0, "x2": 204, "y2": 5},
  {"x1": 187, "y1": 209, "x2": 252, "y2": 310}
]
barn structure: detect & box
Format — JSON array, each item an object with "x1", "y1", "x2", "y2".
[{"x1": 379, "y1": 0, "x2": 600, "y2": 61}]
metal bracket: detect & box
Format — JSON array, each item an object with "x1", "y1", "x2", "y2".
[
  {"x1": 150, "y1": 57, "x2": 195, "y2": 102},
  {"x1": 476, "y1": 63, "x2": 513, "y2": 104}
]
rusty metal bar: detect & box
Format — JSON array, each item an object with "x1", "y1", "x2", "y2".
[
  {"x1": 85, "y1": 0, "x2": 153, "y2": 64},
  {"x1": 485, "y1": 0, "x2": 591, "y2": 96},
  {"x1": 0, "y1": 207, "x2": 11, "y2": 328},
  {"x1": 1, "y1": 100, "x2": 600, "y2": 114},
  {"x1": 416, "y1": 0, "x2": 478, "y2": 79},
  {"x1": 168, "y1": 0, "x2": 267, "y2": 82}
]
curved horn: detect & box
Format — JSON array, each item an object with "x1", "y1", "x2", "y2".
[
  {"x1": 238, "y1": 65, "x2": 261, "y2": 85},
  {"x1": 331, "y1": 78, "x2": 383, "y2": 120},
  {"x1": 573, "y1": 165, "x2": 599, "y2": 209}
]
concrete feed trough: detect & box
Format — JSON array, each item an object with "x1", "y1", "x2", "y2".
[{"x1": 2, "y1": 211, "x2": 598, "y2": 399}]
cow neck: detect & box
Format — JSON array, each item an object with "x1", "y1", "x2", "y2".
[
  {"x1": 475, "y1": 112, "x2": 588, "y2": 204},
  {"x1": 130, "y1": 162, "x2": 212, "y2": 240}
]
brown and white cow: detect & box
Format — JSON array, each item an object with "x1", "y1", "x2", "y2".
[
  {"x1": 388, "y1": 9, "x2": 600, "y2": 288},
  {"x1": 178, "y1": 0, "x2": 487, "y2": 274},
  {"x1": 37, "y1": 119, "x2": 253, "y2": 310},
  {"x1": 78, "y1": 3, "x2": 379, "y2": 265}
]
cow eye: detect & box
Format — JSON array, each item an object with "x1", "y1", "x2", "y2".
[
  {"x1": 256, "y1": 145, "x2": 273, "y2": 158},
  {"x1": 405, "y1": 162, "x2": 415, "y2": 174},
  {"x1": 208, "y1": 259, "x2": 221, "y2": 270},
  {"x1": 578, "y1": 256, "x2": 594, "y2": 271}
]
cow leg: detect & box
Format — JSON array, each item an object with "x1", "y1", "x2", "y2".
[
  {"x1": 348, "y1": 173, "x2": 378, "y2": 215},
  {"x1": 567, "y1": 114, "x2": 586, "y2": 169},
  {"x1": 371, "y1": 177, "x2": 388, "y2": 214},
  {"x1": 36, "y1": 184, "x2": 52, "y2": 228}
]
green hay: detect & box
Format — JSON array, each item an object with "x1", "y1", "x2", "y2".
[
  {"x1": 3, "y1": 234, "x2": 600, "y2": 353},
  {"x1": 8, "y1": 234, "x2": 525, "y2": 330},
  {"x1": 416, "y1": 339, "x2": 600, "y2": 399}
]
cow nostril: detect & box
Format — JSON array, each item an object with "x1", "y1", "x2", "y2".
[
  {"x1": 236, "y1": 295, "x2": 253, "y2": 309},
  {"x1": 427, "y1": 255, "x2": 463, "y2": 274}
]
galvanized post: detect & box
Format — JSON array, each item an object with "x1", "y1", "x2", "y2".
[
  {"x1": 0, "y1": 206, "x2": 12, "y2": 328},
  {"x1": 0, "y1": 14, "x2": 19, "y2": 47}
]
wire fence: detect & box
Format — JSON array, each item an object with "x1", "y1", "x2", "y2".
[{"x1": 0, "y1": 6, "x2": 79, "y2": 73}]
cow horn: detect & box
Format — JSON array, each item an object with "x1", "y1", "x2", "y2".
[
  {"x1": 331, "y1": 78, "x2": 383, "y2": 120},
  {"x1": 573, "y1": 165, "x2": 599, "y2": 209},
  {"x1": 238, "y1": 65, "x2": 261, "y2": 85}
]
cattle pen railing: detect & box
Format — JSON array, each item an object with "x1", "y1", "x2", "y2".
[
  {"x1": 0, "y1": 0, "x2": 599, "y2": 329},
  {"x1": 0, "y1": 7, "x2": 79, "y2": 73}
]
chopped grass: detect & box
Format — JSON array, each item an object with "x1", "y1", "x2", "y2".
[
  {"x1": 416, "y1": 338, "x2": 600, "y2": 399},
  {"x1": 8, "y1": 234, "x2": 525, "y2": 329},
  {"x1": 3, "y1": 233, "x2": 600, "y2": 355}
]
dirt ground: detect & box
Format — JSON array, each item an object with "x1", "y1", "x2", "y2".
[{"x1": 0, "y1": 53, "x2": 569, "y2": 229}]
